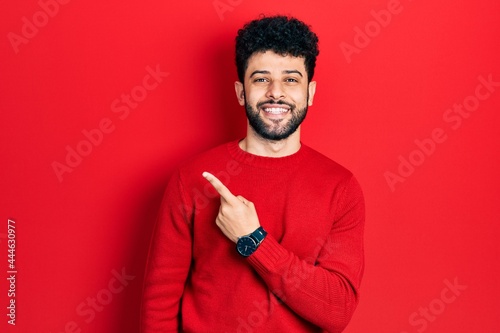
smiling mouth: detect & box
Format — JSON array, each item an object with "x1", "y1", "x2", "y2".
[{"x1": 263, "y1": 107, "x2": 289, "y2": 114}]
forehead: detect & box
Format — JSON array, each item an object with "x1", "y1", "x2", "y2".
[{"x1": 246, "y1": 51, "x2": 306, "y2": 76}]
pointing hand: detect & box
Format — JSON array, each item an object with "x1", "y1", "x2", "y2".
[{"x1": 202, "y1": 172, "x2": 260, "y2": 243}]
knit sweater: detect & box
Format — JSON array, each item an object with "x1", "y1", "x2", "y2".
[{"x1": 141, "y1": 140, "x2": 365, "y2": 333}]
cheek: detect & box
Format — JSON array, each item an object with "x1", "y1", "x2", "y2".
[
  {"x1": 288, "y1": 90, "x2": 308, "y2": 106},
  {"x1": 245, "y1": 89, "x2": 265, "y2": 106}
]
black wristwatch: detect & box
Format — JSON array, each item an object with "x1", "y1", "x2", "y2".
[{"x1": 236, "y1": 226, "x2": 267, "y2": 257}]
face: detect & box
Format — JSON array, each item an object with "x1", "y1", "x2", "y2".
[{"x1": 235, "y1": 51, "x2": 316, "y2": 141}]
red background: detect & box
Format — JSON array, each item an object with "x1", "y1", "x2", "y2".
[{"x1": 1, "y1": 0, "x2": 499, "y2": 332}]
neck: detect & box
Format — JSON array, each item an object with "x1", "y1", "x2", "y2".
[{"x1": 239, "y1": 126, "x2": 301, "y2": 157}]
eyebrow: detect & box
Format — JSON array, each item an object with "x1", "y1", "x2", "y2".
[
  {"x1": 283, "y1": 70, "x2": 303, "y2": 77},
  {"x1": 249, "y1": 70, "x2": 303, "y2": 78}
]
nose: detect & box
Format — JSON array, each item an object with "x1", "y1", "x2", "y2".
[{"x1": 265, "y1": 80, "x2": 285, "y2": 100}]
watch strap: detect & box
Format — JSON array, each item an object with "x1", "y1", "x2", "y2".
[{"x1": 250, "y1": 226, "x2": 267, "y2": 244}]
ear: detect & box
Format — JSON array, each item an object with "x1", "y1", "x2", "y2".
[
  {"x1": 307, "y1": 81, "x2": 317, "y2": 106},
  {"x1": 234, "y1": 81, "x2": 245, "y2": 106}
]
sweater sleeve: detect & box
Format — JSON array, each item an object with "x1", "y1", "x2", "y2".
[
  {"x1": 140, "y1": 169, "x2": 193, "y2": 333},
  {"x1": 247, "y1": 176, "x2": 365, "y2": 333}
]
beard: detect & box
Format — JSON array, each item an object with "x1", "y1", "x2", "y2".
[{"x1": 245, "y1": 95, "x2": 309, "y2": 141}]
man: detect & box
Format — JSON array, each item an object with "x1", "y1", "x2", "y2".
[{"x1": 141, "y1": 15, "x2": 364, "y2": 333}]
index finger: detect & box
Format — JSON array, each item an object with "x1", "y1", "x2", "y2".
[{"x1": 202, "y1": 172, "x2": 237, "y2": 203}]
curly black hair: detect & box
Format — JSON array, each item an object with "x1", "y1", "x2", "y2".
[{"x1": 235, "y1": 15, "x2": 319, "y2": 83}]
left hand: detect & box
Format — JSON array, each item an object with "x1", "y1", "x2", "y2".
[{"x1": 202, "y1": 172, "x2": 260, "y2": 243}]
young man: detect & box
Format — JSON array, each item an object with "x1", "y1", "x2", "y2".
[{"x1": 141, "y1": 16, "x2": 365, "y2": 333}]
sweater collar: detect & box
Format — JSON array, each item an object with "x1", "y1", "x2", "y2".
[{"x1": 226, "y1": 139, "x2": 308, "y2": 169}]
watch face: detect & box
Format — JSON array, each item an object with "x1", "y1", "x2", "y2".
[{"x1": 237, "y1": 237, "x2": 257, "y2": 257}]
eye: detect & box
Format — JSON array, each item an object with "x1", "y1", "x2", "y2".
[
  {"x1": 253, "y1": 77, "x2": 268, "y2": 83},
  {"x1": 285, "y1": 78, "x2": 299, "y2": 83}
]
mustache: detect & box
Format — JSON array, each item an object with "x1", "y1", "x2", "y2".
[{"x1": 256, "y1": 99, "x2": 295, "y2": 109}]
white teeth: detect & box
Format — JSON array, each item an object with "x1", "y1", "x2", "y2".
[{"x1": 264, "y1": 107, "x2": 288, "y2": 114}]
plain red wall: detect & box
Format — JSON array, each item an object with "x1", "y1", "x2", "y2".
[{"x1": 1, "y1": 0, "x2": 499, "y2": 332}]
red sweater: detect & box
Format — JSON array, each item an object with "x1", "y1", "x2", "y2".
[{"x1": 141, "y1": 140, "x2": 365, "y2": 333}]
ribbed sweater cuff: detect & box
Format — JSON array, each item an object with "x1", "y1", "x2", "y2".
[{"x1": 247, "y1": 235, "x2": 288, "y2": 274}]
